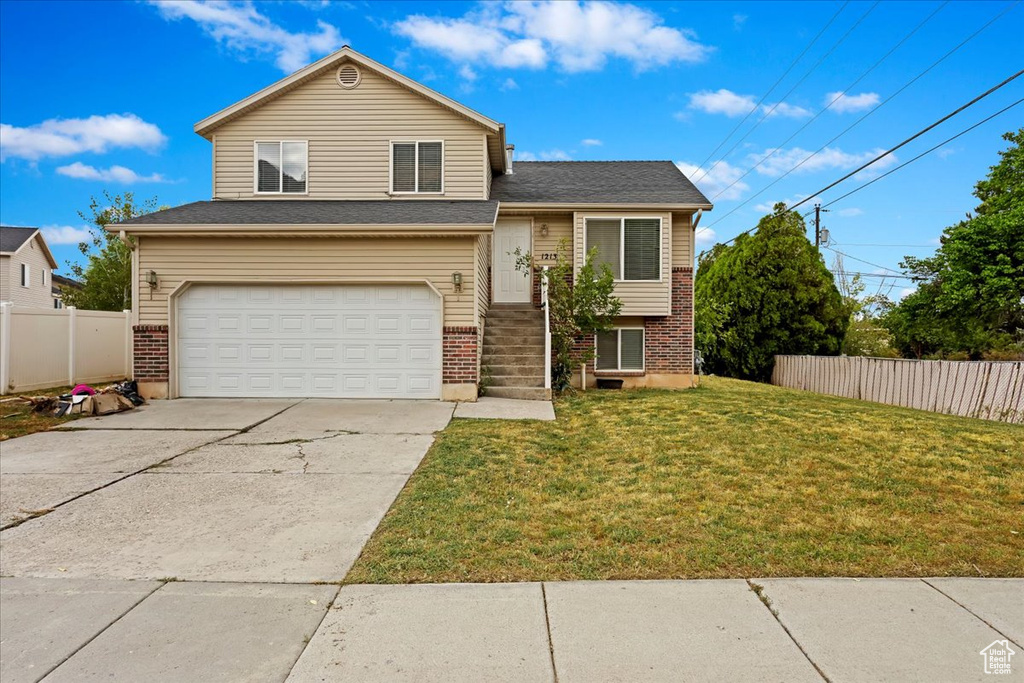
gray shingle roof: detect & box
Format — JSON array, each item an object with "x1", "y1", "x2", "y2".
[
  {"x1": 116, "y1": 200, "x2": 499, "y2": 226},
  {"x1": 0, "y1": 226, "x2": 39, "y2": 253},
  {"x1": 490, "y1": 161, "x2": 712, "y2": 206}
]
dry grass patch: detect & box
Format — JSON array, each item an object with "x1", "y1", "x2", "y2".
[
  {"x1": 347, "y1": 377, "x2": 1023, "y2": 583},
  {"x1": 0, "y1": 386, "x2": 81, "y2": 440}
]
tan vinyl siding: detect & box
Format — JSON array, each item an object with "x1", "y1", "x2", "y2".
[
  {"x1": 213, "y1": 66, "x2": 488, "y2": 200},
  {"x1": 574, "y1": 212, "x2": 671, "y2": 316},
  {"x1": 137, "y1": 236, "x2": 477, "y2": 327},
  {"x1": 671, "y1": 211, "x2": 695, "y2": 268},
  {"x1": 474, "y1": 233, "x2": 490, "y2": 325},
  {"x1": 1, "y1": 238, "x2": 55, "y2": 308},
  {"x1": 528, "y1": 213, "x2": 573, "y2": 265}
]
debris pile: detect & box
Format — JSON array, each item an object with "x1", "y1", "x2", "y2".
[{"x1": 19, "y1": 380, "x2": 145, "y2": 417}]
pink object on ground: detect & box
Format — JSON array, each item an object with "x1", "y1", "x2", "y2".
[{"x1": 71, "y1": 384, "x2": 96, "y2": 396}]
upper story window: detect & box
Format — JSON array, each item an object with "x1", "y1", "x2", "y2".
[
  {"x1": 21, "y1": 263, "x2": 29, "y2": 287},
  {"x1": 585, "y1": 217, "x2": 661, "y2": 281},
  {"x1": 255, "y1": 141, "x2": 307, "y2": 194},
  {"x1": 391, "y1": 141, "x2": 444, "y2": 194}
]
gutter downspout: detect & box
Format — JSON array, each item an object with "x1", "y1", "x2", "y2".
[
  {"x1": 692, "y1": 209, "x2": 703, "y2": 231},
  {"x1": 118, "y1": 230, "x2": 135, "y2": 250}
]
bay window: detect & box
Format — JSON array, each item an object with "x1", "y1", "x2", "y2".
[
  {"x1": 255, "y1": 141, "x2": 307, "y2": 194},
  {"x1": 585, "y1": 217, "x2": 661, "y2": 281}
]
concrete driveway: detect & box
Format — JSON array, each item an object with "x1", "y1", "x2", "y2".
[{"x1": 1, "y1": 398, "x2": 452, "y2": 582}]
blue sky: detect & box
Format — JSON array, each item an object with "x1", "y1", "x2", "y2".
[{"x1": 1, "y1": 0, "x2": 1021, "y2": 299}]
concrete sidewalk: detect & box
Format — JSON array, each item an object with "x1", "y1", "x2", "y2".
[{"x1": 2, "y1": 577, "x2": 1020, "y2": 682}]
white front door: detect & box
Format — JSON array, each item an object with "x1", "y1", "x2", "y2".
[
  {"x1": 493, "y1": 219, "x2": 531, "y2": 303},
  {"x1": 176, "y1": 284, "x2": 441, "y2": 398}
]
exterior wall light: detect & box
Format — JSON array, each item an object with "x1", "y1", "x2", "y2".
[
  {"x1": 452, "y1": 271, "x2": 463, "y2": 292},
  {"x1": 540, "y1": 223, "x2": 549, "y2": 237},
  {"x1": 146, "y1": 270, "x2": 158, "y2": 289}
]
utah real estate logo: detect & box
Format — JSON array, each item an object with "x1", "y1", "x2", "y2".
[{"x1": 980, "y1": 640, "x2": 1015, "y2": 675}]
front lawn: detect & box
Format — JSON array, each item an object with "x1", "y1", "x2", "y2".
[{"x1": 347, "y1": 377, "x2": 1023, "y2": 583}]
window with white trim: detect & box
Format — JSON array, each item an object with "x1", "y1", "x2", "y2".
[
  {"x1": 391, "y1": 141, "x2": 443, "y2": 193},
  {"x1": 585, "y1": 218, "x2": 661, "y2": 281},
  {"x1": 20, "y1": 263, "x2": 29, "y2": 287},
  {"x1": 596, "y1": 328, "x2": 645, "y2": 371},
  {"x1": 255, "y1": 141, "x2": 307, "y2": 193}
]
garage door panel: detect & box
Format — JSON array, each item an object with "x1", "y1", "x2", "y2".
[{"x1": 177, "y1": 285, "x2": 442, "y2": 398}]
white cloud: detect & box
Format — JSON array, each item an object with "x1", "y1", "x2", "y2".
[
  {"x1": 753, "y1": 194, "x2": 822, "y2": 213},
  {"x1": 517, "y1": 149, "x2": 572, "y2": 161},
  {"x1": 825, "y1": 91, "x2": 879, "y2": 114},
  {"x1": 41, "y1": 225, "x2": 94, "y2": 245},
  {"x1": 394, "y1": 1, "x2": 710, "y2": 73},
  {"x1": 459, "y1": 64, "x2": 478, "y2": 82},
  {"x1": 746, "y1": 146, "x2": 897, "y2": 177},
  {"x1": 686, "y1": 89, "x2": 809, "y2": 119},
  {"x1": 733, "y1": 14, "x2": 747, "y2": 30},
  {"x1": 937, "y1": 147, "x2": 956, "y2": 159},
  {"x1": 0, "y1": 114, "x2": 166, "y2": 162},
  {"x1": 899, "y1": 286, "x2": 917, "y2": 299},
  {"x1": 676, "y1": 160, "x2": 749, "y2": 201},
  {"x1": 695, "y1": 227, "x2": 717, "y2": 246},
  {"x1": 837, "y1": 207, "x2": 863, "y2": 217},
  {"x1": 500, "y1": 77, "x2": 519, "y2": 91},
  {"x1": 56, "y1": 162, "x2": 169, "y2": 184},
  {"x1": 581, "y1": 138, "x2": 602, "y2": 146},
  {"x1": 151, "y1": 0, "x2": 345, "y2": 73}
]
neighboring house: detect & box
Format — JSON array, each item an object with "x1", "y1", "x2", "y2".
[
  {"x1": 52, "y1": 274, "x2": 83, "y2": 309},
  {"x1": 112, "y1": 47, "x2": 712, "y2": 401},
  {"x1": 0, "y1": 226, "x2": 57, "y2": 308}
]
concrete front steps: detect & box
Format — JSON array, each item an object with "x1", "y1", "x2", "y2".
[{"x1": 482, "y1": 304, "x2": 551, "y2": 401}]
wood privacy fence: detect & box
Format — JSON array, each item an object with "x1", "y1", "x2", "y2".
[
  {"x1": 772, "y1": 355, "x2": 1024, "y2": 424},
  {"x1": 0, "y1": 303, "x2": 132, "y2": 395}
]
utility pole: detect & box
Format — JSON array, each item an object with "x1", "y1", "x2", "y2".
[{"x1": 814, "y1": 204, "x2": 829, "y2": 247}]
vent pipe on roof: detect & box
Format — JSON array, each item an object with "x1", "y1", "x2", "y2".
[{"x1": 505, "y1": 144, "x2": 514, "y2": 175}]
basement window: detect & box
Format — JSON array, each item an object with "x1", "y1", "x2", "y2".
[
  {"x1": 255, "y1": 141, "x2": 307, "y2": 194},
  {"x1": 597, "y1": 328, "x2": 645, "y2": 371}
]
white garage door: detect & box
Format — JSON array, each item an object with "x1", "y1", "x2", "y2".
[{"x1": 177, "y1": 284, "x2": 442, "y2": 398}]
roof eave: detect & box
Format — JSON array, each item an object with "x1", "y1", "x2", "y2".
[
  {"x1": 496, "y1": 202, "x2": 714, "y2": 211},
  {"x1": 108, "y1": 223, "x2": 496, "y2": 236},
  {"x1": 194, "y1": 46, "x2": 502, "y2": 139}
]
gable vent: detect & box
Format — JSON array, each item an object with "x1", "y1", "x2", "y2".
[{"x1": 337, "y1": 64, "x2": 361, "y2": 89}]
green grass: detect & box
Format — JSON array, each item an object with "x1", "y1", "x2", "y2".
[{"x1": 346, "y1": 377, "x2": 1024, "y2": 583}]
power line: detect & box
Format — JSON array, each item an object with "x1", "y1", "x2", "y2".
[
  {"x1": 788, "y1": 73, "x2": 1023, "y2": 213},
  {"x1": 688, "y1": 3, "x2": 850, "y2": 179},
  {"x1": 708, "y1": 1, "x2": 948, "y2": 201},
  {"x1": 828, "y1": 270, "x2": 923, "y2": 280},
  {"x1": 713, "y1": 65, "x2": 1024, "y2": 247},
  {"x1": 695, "y1": 2, "x2": 875, "y2": 185},
  {"x1": 820, "y1": 97, "x2": 1024, "y2": 209},
  {"x1": 705, "y1": 1, "x2": 1019, "y2": 235},
  {"x1": 824, "y1": 246, "x2": 904, "y2": 274}
]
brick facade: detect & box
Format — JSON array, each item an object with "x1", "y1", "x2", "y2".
[
  {"x1": 442, "y1": 326, "x2": 478, "y2": 383},
  {"x1": 133, "y1": 324, "x2": 169, "y2": 382},
  {"x1": 644, "y1": 267, "x2": 694, "y2": 373}
]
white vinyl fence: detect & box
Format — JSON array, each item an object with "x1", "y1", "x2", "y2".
[
  {"x1": 0, "y1": 303, "x2": 132, "y2": 395},
  {"x1": 772, "y1": 355, "x2": 1024, "y2": 424}
]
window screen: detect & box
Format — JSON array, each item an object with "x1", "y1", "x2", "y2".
[
  {"x1": 620, "y1": 329, "x2": 645, "y2": 370},
  {"x1": 418, "y1": 142, "x2": 443, "y2": 192},
  {"x1": 624, "y1": 219, "x2": 660, "y2": 280},
  {"x1": 281, "y1": 142, "x2": 307, "y2": 193},
  {"x1": 256, "y1": 142, "x2": 281, "y2": 193},
  {"x1": 596, "y1": 331, "x2": 618, "y2": 370},
  {"x1": 392, "y1": 143, "x2": 416, "y2": 192},
  {"x1": 586, "y1": 219, "x2": 622, "y2": 279}
]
